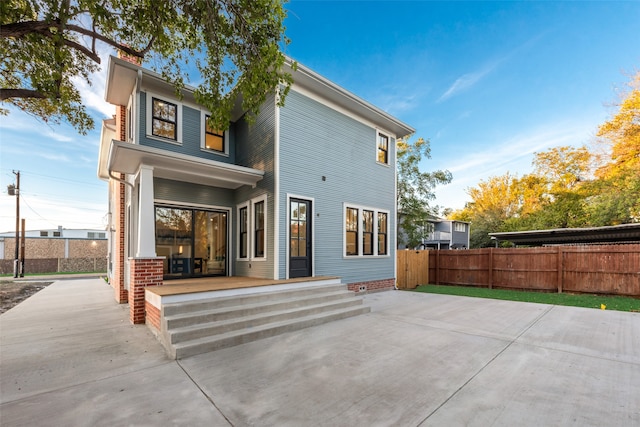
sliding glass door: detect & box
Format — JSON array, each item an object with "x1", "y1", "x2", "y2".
[{"x1": 155, "y1": 206, "x2": 227, "y2": 279}]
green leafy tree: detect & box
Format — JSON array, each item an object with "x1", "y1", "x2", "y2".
[
  {"x1": 449, "y1": 173, "x2": 520, "y2": 247},
  {"x1": 1, "y1": 0, "x2": 292, "y2": 134},
  {"x1": 397, "y1": 136, "x2": 452, "y2": 248}
]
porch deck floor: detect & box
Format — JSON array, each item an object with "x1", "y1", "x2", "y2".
[{"x1": 146, "y1": 276, "x2": 340, "y2": 297}]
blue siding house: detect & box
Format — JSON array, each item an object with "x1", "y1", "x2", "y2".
[{"x1": 98, "y1": 54, "x2": 414, "y2": 313}]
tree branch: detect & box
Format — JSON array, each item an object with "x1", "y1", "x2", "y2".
[
  {"x1": 1, "y1": 89, "x2": 47, "y2": 101},
  {"x1": 1, "y1": 21, "x2": 51, "y2": 38},
  {"x1": 2, "y1": 20, "x2": 151, "y2": 61}
]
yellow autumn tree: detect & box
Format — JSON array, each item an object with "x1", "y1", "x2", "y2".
[{"x1": 588, "y1": 71, "x2": 640, "y2": 224}]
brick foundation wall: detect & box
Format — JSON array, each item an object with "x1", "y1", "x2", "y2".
[
  {"x1": 128, "y1": 258, "x2": 163, "y2": 324},
  {"x1": 146, "y1": 303, "x2": 161, "y2": 331},
  {"x1": 347, "y1": 278, "x2": 396, "y2": 293}
]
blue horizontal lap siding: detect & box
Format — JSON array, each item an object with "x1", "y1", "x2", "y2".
[
  {"x1": 279, "y1": 90, "x2": 396, "y2": 284},
  {"x1": 452, "y1": 230, "x2": 468, "y2": 247},
  {"x1": 138, "y1": 92, "x2": 235, "y2": 164},
  {"x1": 233, "y1": 94, "x2": 276, "y2": 279},
  {"x1": 154, "y1": 178, "x2": 235, "y2": 207}
]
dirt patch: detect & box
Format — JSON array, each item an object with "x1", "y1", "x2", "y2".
[{"x1": 0, "y1": 280, "x2": 53, "y2": 314}]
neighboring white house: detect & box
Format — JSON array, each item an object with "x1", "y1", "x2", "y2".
[{"x1": 419, "y1": 219, "x2": 470, "y2": 250}]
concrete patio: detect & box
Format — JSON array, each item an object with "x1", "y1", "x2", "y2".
[{"x1": 1, "y1": 278, "x2": 638, "y2": 426}]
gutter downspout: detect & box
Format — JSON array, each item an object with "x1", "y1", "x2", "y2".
[{"x1": 109, "y1": 170, "x2": 134, "y2": 188}]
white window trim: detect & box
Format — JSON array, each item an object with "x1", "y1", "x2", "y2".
[
  {"x1": 343, "y1": 203, "x2": 390, "y2": 258},
  {"x1": 251, "y1": 194, "x2": 267, "y2": 261},
  {"x1": 376, "y1": 130, "x2": 391, "y2": 167},
  {"x1": 454, "y1": 222, "x2": 467, "y2": 232},
  {"x1": 236, "y1": 201, "x2": 249, "y2": 261},
  {"x1": 145, "y1": 92, "x2": 183, "y2": 145},
  {"x1": 200, "y1": 111, "x2": 230, "y2": 156},
  {"x1": 236, "y1": 195, "x2": 267, "y2": 262}
]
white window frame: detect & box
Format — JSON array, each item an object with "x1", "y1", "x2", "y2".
[
  {"x1": 454, "y1": 222, "x2": 466, "y2": 232},
  {"x1": 376, "y1": 130, "x2": 390, "y2": 166},
  {"x1": 343, "y1": 203, "x2": 390, "y2": 258},
  {"x1": 145, "y1": 92, "x2": 183, "y2": 144},
  {"x1": 236, "y1": 195, "x2": 267, "y2": 262},
  {"x1": 200, "y1": 112, "x2": 230, "y2": 156},
  {"x1": 126, "y1": 94, "x2": 135, "y2": 142},
  {"x1": 237, "y1": 201, "x2": 249, "y2": 260}
]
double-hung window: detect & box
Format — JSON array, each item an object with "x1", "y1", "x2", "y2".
[
  {"x1": 363, "y1": 210, "x2": 374, "y2": 255},
  {"x1": 377, "y1": 132, "x2": 389, "y2": 164},
  {"x1": 377, "y1": 212, "x2": 388, "y2": 255},
  {"x1": 151, "y1": 97, "x2": 177, "y2": 140},
  {"x1": 203, "y1": 114, "x2": 225, "y2": 153},
  {"x1": 254, "y1": 201, "x2": 265, "y2": 258},
  {"x1": 237, "y1": 195, "x2": 267, "y2": 260},
  {"x1": 344, "y1": 204, "x2": 389, "y2": 257},
  {"x1": 239, "y1": 206, "x2": 248, "y2": 259},
  {"x1": 346, "y1": 207, "x2": 359, "y2": 256}
]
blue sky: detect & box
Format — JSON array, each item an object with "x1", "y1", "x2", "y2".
[{"x1": 1, "y1": 1, "x2": 639, "y2": 233}]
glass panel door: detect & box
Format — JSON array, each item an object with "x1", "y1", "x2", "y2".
[
  {"x1": 155, "y1": 206, "x2": 227, "y2": 278},
  {"x1": 155, "y1": 207, "x2": 193, "y2": 278},
  {"x1": 195, "y1": 211, "x2": 227, "y2": 276}
]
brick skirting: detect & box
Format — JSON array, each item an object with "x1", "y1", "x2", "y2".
[
  {"x1": 129, "y1": 258, "x2": 163, "y2": 324},
  {"x1": 347, "y1": 278, "x2": 395, "y2": 293},
  {"x1": 146, "y1": 303, "x2": 161, "y2": 331}
]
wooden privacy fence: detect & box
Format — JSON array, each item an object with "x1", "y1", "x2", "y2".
[
  {"x1": 427, "y1": 244, "x2": 640, "y2": 296},
  {"x1": 397, "y1": 250, "x2": 429, "y2": 289}
]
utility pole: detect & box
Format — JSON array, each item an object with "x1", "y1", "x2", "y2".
[
  {"x1": 8, "y1": 171, "x2": 20, "y2": 278},
  {"x1": 20, "y1": 218, "x2": 26, "y2": 277}
]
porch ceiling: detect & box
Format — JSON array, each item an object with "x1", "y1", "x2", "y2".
[{"x1": 107, "y1": 140, "x2": 264, "y2": 189}]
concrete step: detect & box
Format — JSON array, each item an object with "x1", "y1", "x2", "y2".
[
  {"x1": 168, "y1": 297, "x2": 365, "y2": 344},
  {"x1": 162, "y1": 282, "x2": 346, "y2": 316},
  {"x1": 172, "y1": 305, "x2": 371, "y2": 359},
  {"x1": 164, "y1": 290, "x2": 357, "y2": 330}
]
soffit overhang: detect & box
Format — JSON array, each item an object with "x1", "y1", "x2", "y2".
[
  {"x1": 105, "y1": 140, "x2": 264, "y2": 189},
  {"x1": 104, "y1": 55, "x2": 415, "y2": 139}
]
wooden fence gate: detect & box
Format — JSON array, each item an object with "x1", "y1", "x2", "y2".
[{"x1": 397, "y1": 250, "x2": 429, "y2": 289}]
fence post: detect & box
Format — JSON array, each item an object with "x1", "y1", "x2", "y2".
[
  {"x1": 488, "y1": 248, "x2": 493, "y2": 289},
  {"x1": 556, "y1": 246, "x2": 563, "y2": 293},
  {"x1": 435, "y1": 250, "x2": 440, "y2": 285}
]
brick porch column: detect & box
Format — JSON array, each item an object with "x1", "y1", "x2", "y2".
[
  {"x1": 113, "y1": 179, "x2": 128, "y2": 303},
  {"x1": 129, "y1": 257, "x2": 164, "y2": 324}
]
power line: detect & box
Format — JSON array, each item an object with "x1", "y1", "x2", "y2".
[{"x1": 0, "y1": 168, "x2": 104, "y2": 188}]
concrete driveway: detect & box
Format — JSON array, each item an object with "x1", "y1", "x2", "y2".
[{"x1": 1, "y1": 278, "x2": 638, "y2": 426}]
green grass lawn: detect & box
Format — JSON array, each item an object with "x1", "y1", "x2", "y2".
[{"x1": 411, "y1": 284, "x2": 640, "y2": 313}]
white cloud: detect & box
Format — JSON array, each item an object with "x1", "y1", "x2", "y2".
[
  {"x1": 73, "y1": 48, "x2": 114, "y2": 118},
  {"x1": 437, "y1": 33, "x2": 547, "y2": 104}
]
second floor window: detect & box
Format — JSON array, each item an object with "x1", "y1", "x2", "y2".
[
  {"x1": 377, "y1": 132, "x2": 389, "y2": 164},
  {"x1": 204, "y1": 115, "x2": 225, "y2": 152},
  {"x1": 152, "y1": 97, "x2": 177, "y2": 140}
]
